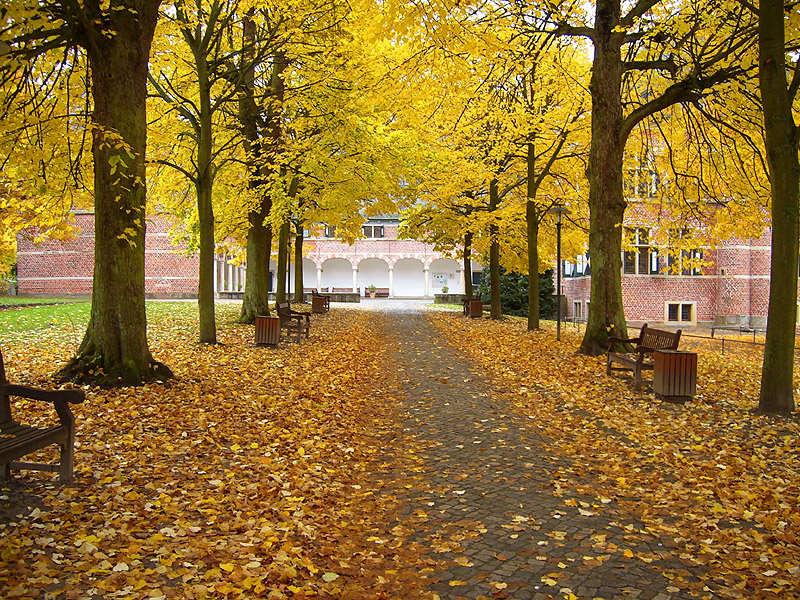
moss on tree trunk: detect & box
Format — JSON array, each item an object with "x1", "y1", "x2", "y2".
[{"x1": 58, "y1": 0, "x2": 172, "y2": 386}]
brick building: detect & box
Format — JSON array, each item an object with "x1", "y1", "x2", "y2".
[
  {"x1": 560, "y1": 213, "x2": 774, "y2": 328},
  {"x1": 17, "y1": 213, "x2": 476, "y2": 299},
  {"x1": 16, "y1": 212, "x2": 200, "y2": 297}
]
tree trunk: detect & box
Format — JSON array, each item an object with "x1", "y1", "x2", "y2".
[
  {"x1": 758, "y1": 0, "x2": 798, "y2": 415},
  {"x1": 527, "y1": 200, "x2": 541, "y2": 331},
  {"x1": 579, "y1": 0, "x2": 629, "y2": 355},
  {"x1": 238, "y1": 16, "x2": 273, "y2": 323},
  {"x1": 195, "y1": 49, "x2": 217, "y2": 344},
  {"x1": 276, "y1": 220, "x2": 289, "y2": 303},
  {"x1": 463, "y1": 231, "x2": 473, "y2": 301},
  {"x1": 526, "y1": 142, "x2": 540, "y2": 331},
  {"x1": 489, "y1": 178, "x2": 502, "y2": 319},
  {"x1": 59, "y1": 1, "x2": 172, "y2": 386},
  {"x1": 294, "y1": 222, "x2": 305, "y2": 302},
  {"x1": 240, "y1": 202, "x2": 273, "y2": 322}
]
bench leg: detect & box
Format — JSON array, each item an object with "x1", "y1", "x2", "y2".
[
  {"x1": 606, "y1": 357, "x2": 612, "y2": 376},
  {"x1": 633, "y1": 368, "x2": 643, "y2": 391},
  {"x1": 59, "y1": 440, "x2": 74, "y2": 484},
  {"x1": 1, "y1": 461, "x2": 10, "y2": 482}
]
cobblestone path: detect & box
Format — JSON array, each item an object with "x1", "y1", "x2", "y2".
[{"x1": 378, "y1": 308, "x2": 702, "y2": 600}]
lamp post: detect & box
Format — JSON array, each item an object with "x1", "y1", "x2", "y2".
[{"x1": 547, "y1": 204, "x2": 570, "y2": 341}]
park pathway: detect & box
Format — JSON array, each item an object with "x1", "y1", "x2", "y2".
[{"x1": 365, "y1": 303, "x2": 702, "y2": 600}]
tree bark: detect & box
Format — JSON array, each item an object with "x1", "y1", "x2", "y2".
[
  {"x1": 463, "y1": 231, "x2": 473, "y2": 301},
  {"x1": 240, "y1": 202, "x2": 273, "y2": 322},
  {"x1": 526, "y1": 142, "x2": 541, "y2": 331},
  {"x1": 757, "y1": 0, "x2": 798, "y2": 415},
  {"x1": 293, "y1": 222, "x2": 305, "y2": 302},
  {"x1": 527, "y1": 200, "x2": 541, "y2": 331},
  {"x1": 489, "y1": 178, "x2": 502, "y2": 319},
  {"x1": 579, "y1": 0, "x2": 629, "y2": 355},
  {"x1": 195, "y1": 36, "x2": 217, "y2": 345},
  {"x1": 275, "y1": 220, "x2": 289, "y2": 303},
  {"x1": 59, "y1": 0, "x2": 172, "y2": 386},
  {"x1": 238, "y1": 16, "x2": 273, "y2": 322}
]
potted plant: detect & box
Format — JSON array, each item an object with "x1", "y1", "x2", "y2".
[
  {"x1": 368, "y1": 284, "x2": 376, "y2": 299},
  {"x1": 441, "y1": 285, "x2": 449, "y2": 294}
]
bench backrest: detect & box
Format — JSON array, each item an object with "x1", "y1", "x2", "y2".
[{"x1": 639, "y1": 324, "x2": 681, "y2": 350}]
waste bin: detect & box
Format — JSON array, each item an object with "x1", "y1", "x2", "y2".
[
  {"x1": 653, "y1": 349, "x2": 697, "y2": 403},
  {"x1": 469, "y1": 300, "x2": 483, "y2": 318},
  {"x1": 255, "y1": 315, "x2": 280, "y2": 346}
]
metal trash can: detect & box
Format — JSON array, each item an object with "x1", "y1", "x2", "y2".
[
  {"x1": 653, "y1": 349, "x2": 697, "y2": 403},
  {"x1": 255, "y1": 315, "x2": 280, "y2": 346}
]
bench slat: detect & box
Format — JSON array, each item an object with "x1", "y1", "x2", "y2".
[{"x1": 606, "y1": 324, "x2": 681, "y2": 391}]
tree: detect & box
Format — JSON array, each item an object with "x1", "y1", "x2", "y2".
[
  {"x1": 550, "y1": 0, "x2": 757, "y2": 354},
  {"x1": 149, "y1": 0, "x2": 249, "y2": 344},
  {"x1": 757, "y1": 0, "x2": 799, "y2": 415},
  {"x1": 2, "y1": 0, "x2": 172, "y2": 385}
]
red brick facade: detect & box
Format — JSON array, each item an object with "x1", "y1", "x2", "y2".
[
  {"x1": 561, "y1": 228, "x2": 776, "y2": 327},
  {"x1": 17, "y1": 213, "x2": 199, "y2": 298}
]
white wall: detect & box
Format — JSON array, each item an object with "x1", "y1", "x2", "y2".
[
  {"x1": 320, "y1": 258, "x2": 354, "y2": 290},
  {"x1": 394, "y1": 258, "x2": 425, "y2": 297},
  {"x1": 430, "y1": 258, "x2": 460, "y2": 292}
]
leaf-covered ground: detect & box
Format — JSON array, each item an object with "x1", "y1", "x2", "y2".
[
  {"x1": 432, "y1": 313, "x2": 800, "y2": 598},
  {"x1": 1, "y1": 305, "x2": 433, "y2": 599},
  {"x1": 1, "y1": 304, "x2": 799, "y2": 599}
]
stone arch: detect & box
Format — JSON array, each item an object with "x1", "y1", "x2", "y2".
[
  {"x1": 430, "y1": 258, "x2": 460, "y2": 293},
  {"x1": 320, "y1": 258, "x2": 354, "y2": 290}
]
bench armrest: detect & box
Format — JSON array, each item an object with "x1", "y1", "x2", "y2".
[
  {"x1": 1, "y1": 384, "x2": 85, "y2": 404},
  {"x1": 607, "y1": 336, "x2": 640, "y2": 352}
]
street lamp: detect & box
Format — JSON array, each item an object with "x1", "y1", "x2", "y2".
[{"x1": 547, "y1": 204, "x2": 570, "y2": 341}]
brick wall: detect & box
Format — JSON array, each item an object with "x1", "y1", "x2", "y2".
[
  {"x1": 17, "y1": 213, "x2": 199, "y2": 298},
  {"x1": 560, "y1": 227, "x2": 785, "y2": 326}
]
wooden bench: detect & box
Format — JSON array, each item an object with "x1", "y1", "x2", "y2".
[
  {"x1": 365, "y1": 287, "x2": 389, "y2": 298},
  {"x1": 331, "y1": 287, "x2": 353, "y2": 293},
  {"x1": 1, "y1": 350, "x2": 85, "y2": 483},
  {"x1": 606, "y1": 324, "x2": 681, "y2": 391},
  {"x1": 276, "y1": 302, "x2": 310, "y2": 342}
]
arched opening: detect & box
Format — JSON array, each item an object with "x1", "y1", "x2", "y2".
[
  {"x1": 320, "y1": 258, "x2": 353, "y2": 291},
  {"x1": 394, "y1": 258, "x2": 425, "y2": 297},
  {"x1": 358, "y1": 258, "x2": 389, "y2": 295}
]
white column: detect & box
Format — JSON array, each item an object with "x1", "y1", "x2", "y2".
[
  {"x1": 240, "y1": 264, "x2": 246, "y2": 289},
  {"x1": 423, "y1": 266, "x2": 430, "y2": 298},
  {"x1": 233, "y1": 264, "x2": 240, "y2": 292},
  {"x1": 316, "y1": 266, "x2": 323, "y2": 291},
  {"x1": 352, "y1": 265, "x2": 358, "y2": 293},
  {"x1": 213, "y1": 257, "x2": 219, "y2": 297},
  {"x1": 226, "y1": 260, "x2": 234, "y2": 292},
  {"x1": 459, "y1": 268, "x2": 465, "y2": 294},
  {"x1": 388, "y1": 266, "x2": 394, "y2": 298}
]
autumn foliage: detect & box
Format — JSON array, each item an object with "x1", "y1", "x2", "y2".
[{"x1": 1, "y1": 305, "x2": 799, "y2": 598}]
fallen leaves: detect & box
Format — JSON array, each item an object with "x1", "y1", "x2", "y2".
[
  {"x1": 0, "y1": 305, "x2": 435, "y2": 599},
  {"x1": 433, "y1": 312, "x2": 800, "y2": 597}
]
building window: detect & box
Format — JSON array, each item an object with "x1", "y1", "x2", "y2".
[
  {"x1": 623, "y1": 228, "x2": 656, "y2": 275},
  {"x1": 324, "y1": 225, "x2": 337, "y2": 238},
  {"x1": 666, "y1": 302, "x2": 696, "y2": 324},
  {"x1": 625, "y1": 165, "x2": 659, "y2": 198},
  {"x1": 666, "y1": 229, "x2": 704, "y2": 275},
  {"x1": 573, "y1": 301, "x2": 587, "y2": 321},
  {"x1": 362, "y1": 225, "x2": 384, "y2": 238}
]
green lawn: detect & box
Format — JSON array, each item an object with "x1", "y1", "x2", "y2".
[{"x1": 0, "y1": 299, "x2": 244, "y2": 346}]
